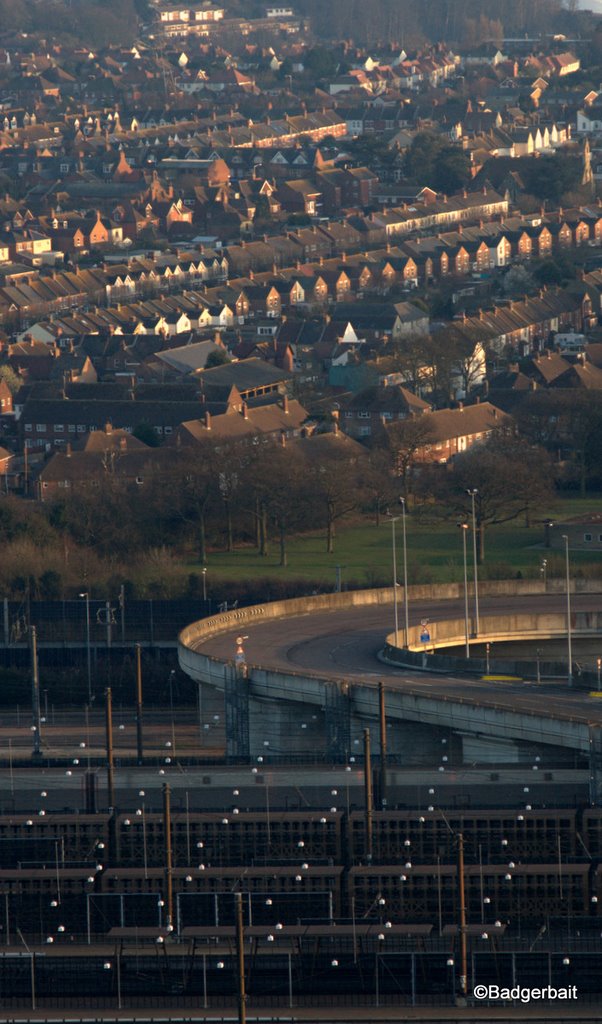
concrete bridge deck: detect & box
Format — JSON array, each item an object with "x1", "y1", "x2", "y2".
[{"x1": 177, "y1": 585, "x2": 602, "y2": 781}]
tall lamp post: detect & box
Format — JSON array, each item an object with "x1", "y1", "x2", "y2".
[
  {"x1": 458, "y1": 524, "x2": 470, "y2": 658},
  {"x1": 400, "y1": 498, "x2": 409, "y2": 648},
  {"x1": 389, "y1": 515, "x2": 399, "y2": 648},
  {"x1": 30, "y1": 626, "x2": 42, "y2": 760},
  {"x1": 466, "y1": 489, "x2": 480, "y2": 636},
  {"x1": 387, "y1": 501, "x2": 409, "y2": 649},
  {"x1": 79, "y1": 592, "x2": 92, "y2": 704},
  {"x1": 562, "y1": 535, "x2": 572, "y2": 687}
]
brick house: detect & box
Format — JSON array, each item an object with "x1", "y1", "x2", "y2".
[
  {"x1": 342, "y1": 383, "x2": 431, "y2": 439},
  {"x1": 412, "y1": 402, "x2": 511, "y2": 464}
]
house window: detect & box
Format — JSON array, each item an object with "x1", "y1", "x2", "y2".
[
  {"x1": 54, "y1": 424, "x2": 64, "y2": 432},
  {"x1": 36, "y1": 424, "x2": 46, "y2": 432},
  {"x1": 77, "y1": 425, "x2": 86, "y2": 433},
  {"x1": 68, "y1": 425, "x2": 76, "y2": 433},
  {"x1": 136, "y1": 476, "x2": 144, "y2": 485},
  {"x1": 25, "y1": 423, "x2": 32, "y2": 432},
  {"x1": 357, "y1": 411, "x2": 371, "y2": 419},
  {"x1": 584, "y1": 533, "x2": 593, "y2": 542}
]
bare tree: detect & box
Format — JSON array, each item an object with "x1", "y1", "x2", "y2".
[
  {"x1": 430, "y1": 429, "x2": 554, "y2": 561},
  {"x1": 380, "y1": 415, "x2": 436, "y2": 499},
  {"x1": 301, "y1": 437, "x2": 365, "y2": 554}
]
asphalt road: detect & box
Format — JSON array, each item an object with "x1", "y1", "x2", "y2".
[{"x1": 196, "y1": 593, "x2": 602, "y2": 727}]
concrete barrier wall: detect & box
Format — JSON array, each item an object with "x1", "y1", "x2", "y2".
[
  {"x1": 403, "y1": 611, "x2": 602, "y2": 651},
  {"x1": 178, "y1": 579, "x2": 602, "y2": 654}
]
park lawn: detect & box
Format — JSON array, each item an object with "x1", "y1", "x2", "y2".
[{"x1": 185, "y1": 494, "x2": 602, "y2": 587}]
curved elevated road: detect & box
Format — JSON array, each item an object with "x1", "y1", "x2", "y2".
[{"x1": 196, "y1": 593, "x2": 602, "y2": 727}]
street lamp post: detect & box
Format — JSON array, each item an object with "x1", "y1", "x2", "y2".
[
  {"x1": 104, "y1": 955, "x2": 122, "y2": 1010},
  {"x1": 202, "y1": 567, "x2": 207, "y2": 603},
  {"x1": 390, "y1": 516, "x2": 399, "y2": 648},
  {"x1": 467, "y1": 489, "x2": 480, "y2": 636},
  {"x1": 458, "y1": 524, "x2": 470, "y2": 658},
  {"x1": 135, "y1": 643, "x2": 144, "y2": 765},
  {"x1": 400, "y1": 498, "x2": 409, "y2": 648},
  {"x1": 387, "y1": 502, "x2": 409, "y2": 649},
  {"x1": 79, "y1": 592, "x2": 92, "y2": 704},
  {"x1": 30, "y1": 626, "x2": 42, "y2": 760},
  {"x1": 562, "y1": 535, "x2": 572, "y2": 686}
]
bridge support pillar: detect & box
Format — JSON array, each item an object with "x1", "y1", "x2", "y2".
[
  {"x1": 324, "y1": 682, "x2": 351, "y2": 762},
  {"x1": 225, "y1": 664, "x2": 250, "y2": 762},
  {"x1": 589, "y1": 726, "x2": 602, "y2": 806}
]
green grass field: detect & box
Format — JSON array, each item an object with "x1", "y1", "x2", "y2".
[{"x1": 186, "y1": 495, "x2": 602, "y2": 588}]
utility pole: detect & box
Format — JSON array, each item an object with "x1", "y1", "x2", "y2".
[
  {"x1": 378, "y1": 683, "x2": 387, "y2": 809},
  {"x1": 458, "y1": 833, "x2": 468, "y2": 1000},
  {"x1": 235, "y1": 892, "x2": 247, "y2": 1024},
  {"x1": 30, "y1": 626, "x2": 42, "y2": 760},
  {"x1": 105, "y1": 687, "x2": 115, "y2": 809},
  {"x1": 135, "y1": 643, "x2": 143, "y2": 765},
  {"x1": 163, "y1": 783, "x2": 173, "y2": 932},
  {"x1": 364, "y1": 728, "x2": 373, "y2": 861}
]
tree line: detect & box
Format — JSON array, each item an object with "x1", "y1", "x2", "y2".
[
  {"x1": 297, "y1": 0, "x2": 571, "y2": 47},
  {"x1": 1, "y1": 385, "x2": 599, "y2": 598}
]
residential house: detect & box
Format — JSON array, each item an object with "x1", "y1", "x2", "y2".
[
  {"x1": 342, "y1": 383, "x2": 430, "y2": 439},
  {"x1": 172, "y1": 392, "x2": 307, "y2": 445},
  {"x1": 277, "y1": 179, "x2": 322, "y2": 216},
  {"x1": 392, "y1": 301, "x2": 430, "y2": 339},
  {"x1": 412, "y1": 401, "x2": 511, "y2": 464}
]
